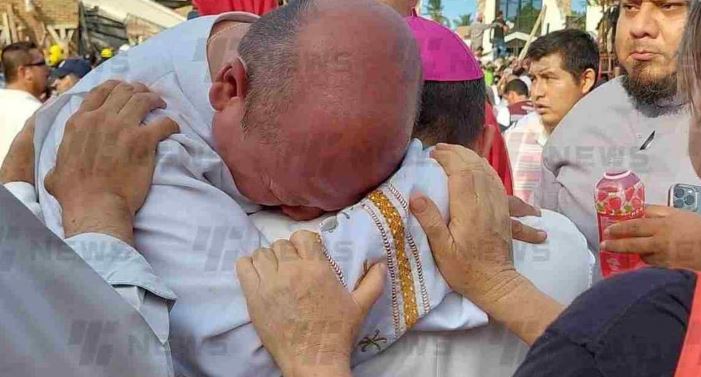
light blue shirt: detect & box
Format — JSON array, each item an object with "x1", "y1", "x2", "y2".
[{"x1": 0, "y1": 186, "x2": 174, "y2": 376}]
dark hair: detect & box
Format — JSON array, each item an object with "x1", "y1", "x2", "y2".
[
  {"x1": 526, "y1": 29, "x2": 599, "y2": 85},
  {"x1": 237, "y1": 0, "x2": 317, "y2": 138},
  {"x1": 1, "y1": 41, "x2": 38, "y2": 83},
  {"x1": 504, "y1": 78, "x2": 528, "y2": 97},
  {"x1": 414, "y1": 79, "x2": 486, "y2": 148}
]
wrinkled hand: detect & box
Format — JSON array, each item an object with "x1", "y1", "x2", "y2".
[
  {"x1": 602, "y1": 205, "x2": 701, "y2": 269},
  {"x1": 45, "y1": 80, "x2": 179, "y2": 244},
  {"x1": 410, "y1": 143, "x2": 518, "y2": 309},
  {"x1": 237, "y1": 230, "x2": 385, "y2": 377},
  {"x1": 509, "y1": 196, "x2": 547, "y2": 244},
  {"x1": 0, "y1": 115, "x2": 36, "y2": 184}
]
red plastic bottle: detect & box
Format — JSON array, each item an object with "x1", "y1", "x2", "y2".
[{"x1": 595, "y1": 169, "x2": 647, "y2": 277}]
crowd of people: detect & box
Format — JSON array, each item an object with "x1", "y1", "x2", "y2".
[
  {"x1": 0, "y1": 42, "x2": 121, "y2": 164},
  {"x1": 1, "y1": 0, "x2": 701, "y2": 376}
]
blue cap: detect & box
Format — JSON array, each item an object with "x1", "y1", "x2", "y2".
[{"x1": 53, "y1": 58, "x2": 91, "y2": 79}]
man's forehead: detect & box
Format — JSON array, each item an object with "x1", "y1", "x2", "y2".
[
  {"x1": 529, "y1": 53, "x2": 565, "y2": 74},
  {"x1": 622, "y1": 0, "x2": 690, "y2": 5}
]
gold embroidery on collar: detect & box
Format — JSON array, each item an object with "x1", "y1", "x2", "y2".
[
  {"x1": 387, "y1": 183, "x2": 430, "y2": 315},
  {"x1": 362, "y1": 202, "x2": 402, "y2": 337},
  {"x1": 367, "y1": 190, "x2": 419, "y2": 329}
]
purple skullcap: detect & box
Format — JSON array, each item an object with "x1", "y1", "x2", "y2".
[{"x1": 405, "y1": 15, "x2": 483, "y2": 81}]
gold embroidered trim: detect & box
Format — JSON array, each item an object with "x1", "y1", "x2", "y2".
[
  {"x1": 387, "y1": 184, "x2": 430, "y2": 314},
  {"x1": 362, "y1": 202, "x2": 402, "y2": 337},
  {"x1": 367, "y1": 190, "x2": 419, "y2": 329}
]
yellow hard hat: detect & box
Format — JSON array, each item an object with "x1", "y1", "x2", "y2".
[
  {"x1": 100, "y1": 48, "x2": 113, "y2": 58},
  {"x1": 48, "y1": 44, "x2": 64, "y2": 66},
  {"x1": 49, "y1": 44, "x2": 62, "y2": 55}
]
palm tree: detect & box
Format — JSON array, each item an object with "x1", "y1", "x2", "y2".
[
  {"x1": 426, "y1": 0, "x2": 450, "y2": 27},
  {"x1": 453, "y1": 13, "x2": 473, "y2": 27}
]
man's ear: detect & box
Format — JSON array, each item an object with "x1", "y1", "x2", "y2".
[
  {"x1": 17, "y1": 65, "x2": 29, "y2": 82},
  {"x1": 580, "y1": 68, "x2": 597, "y2": 95},
  {"x1": 209, "y1": 57, "x2": 248, "y2": 111}
]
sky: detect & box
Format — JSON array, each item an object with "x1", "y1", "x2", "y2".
[
  {"x1": 433, "y1": 0, "x2": 476, "y2": 24},
  {"x1": 420, "y1": 0, "x2": 587, "y2": 27}
]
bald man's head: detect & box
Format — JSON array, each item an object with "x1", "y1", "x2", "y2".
[
  {"x1": 237, "y1": 0, "x2": 421, "y2": 137},
  {"x1": 212, "y1": 0, "x2": 422, "y2": 220}
]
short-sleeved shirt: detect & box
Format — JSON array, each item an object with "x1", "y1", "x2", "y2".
[{"x1": 0, "y1": 88, "x2": 41, "y2": 164}]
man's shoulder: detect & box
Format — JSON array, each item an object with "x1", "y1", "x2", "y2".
[
  {"x1": 508, "y1": 112, "x2": 541, "y2": 132},
  {"x1": 550, "y1": 268, "x2": 694, "y2": 342},
  {"x1": 70, "y1": 16, "x2": 227, "y2": 94},
  {"x1": 0, "y1": 89, "x2": 41, "y2": 122},
  {"x1": 0, "y1": 88, "x2": 40, "y2": 104},
  {"x1": 508, "y1": 100, "x2": 533, "y2": 114},
  {"x1": 564, "y1": 77, "x2": 627, "y2": 116}
]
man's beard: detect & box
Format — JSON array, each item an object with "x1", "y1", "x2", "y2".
[{"x1": 621, "y1": 62, "x2": 678, "y2": 107}]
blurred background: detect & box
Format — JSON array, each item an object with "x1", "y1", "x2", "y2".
[{"x1": 0, "y1": 0, "x2": 619, "y2": 85}]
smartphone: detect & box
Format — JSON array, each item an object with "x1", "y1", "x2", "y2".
[{"x1": 668, "y1": 183, "x2": 701, "y2": 214}]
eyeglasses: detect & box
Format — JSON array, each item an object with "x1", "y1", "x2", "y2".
[{"x1": 23, "y1": 61, "x2": 47, "y2": 68}]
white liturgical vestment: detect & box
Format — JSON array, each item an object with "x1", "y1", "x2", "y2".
[{"x1": 14, "y1": 11, "x2": 595, "y2": 377}]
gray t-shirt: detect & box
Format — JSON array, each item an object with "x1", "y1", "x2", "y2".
[{"x1": 537, "y1": 77, "x2": 696, "y2": 276}]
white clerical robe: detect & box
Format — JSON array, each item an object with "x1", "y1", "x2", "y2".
[
  {"x1": 22, "y1": 11, "x2": 594, "y2": 377},
  {"x1": 252, "y1": 181, "x2": 594, "y2": 377}
]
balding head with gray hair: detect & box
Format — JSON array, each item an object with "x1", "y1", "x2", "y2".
[
  {"x1": 237, "y1": 0, "x2": 317, "y2": 137},
  {"x1": 213, "y1": 0, "x2": 423, "y2": 220}
]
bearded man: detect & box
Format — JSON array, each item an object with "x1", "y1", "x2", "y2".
[{"x1": 537, "y1": 0, "x2": 695, "y2": 278}]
